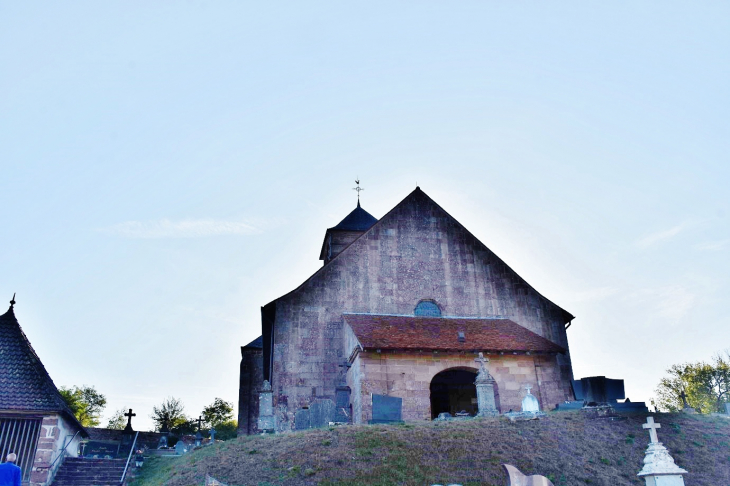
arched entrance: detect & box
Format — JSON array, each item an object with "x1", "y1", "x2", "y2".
[{"x1": 429, "y1": 368, "x2": 478, "y2": 418}]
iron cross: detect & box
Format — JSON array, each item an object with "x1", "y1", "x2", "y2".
[
  {"x1": 197, "y1": 416, "x2": 204, "y2": 431},
  {"x1": 643, "y1": 416, "x2": 661, "y2": 444},
  {"x1": 353, "y1": 179, "x2": 364, "y2": 203},
  {"x1": 124, "y1": 409, "x2": 136, "y2": 427}
]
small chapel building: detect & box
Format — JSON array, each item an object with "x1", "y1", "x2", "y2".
[
  {"x1": 0, "y1": 298, "x2": 87, "y2": 485},
  {"x1": 239, "y1": 187, "x2": 575, "y2": 434}
]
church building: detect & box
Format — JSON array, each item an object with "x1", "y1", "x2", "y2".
[{"x1": 238, "y1": 187, "x2": 575, "y2": 434}]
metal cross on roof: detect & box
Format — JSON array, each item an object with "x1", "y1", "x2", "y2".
[
  {"x1": 353, "y1": 178, "x2": 364, "y2": 204},
  {"x1": 643, "y1": 416, "x2": 661, "y2": 444},
  {"x1": 9, "y1": 293, "x2": 15, "y2": 307}
]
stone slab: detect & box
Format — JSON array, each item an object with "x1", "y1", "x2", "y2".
[
  {"x1": 294, "y1": 408, "x2": 310, "y2": 430},
  {"x1": 370, "y1": 394, "x2": 403, "y2": 424},
  {"x1": 310, "y1": 399, "x2": 336, "y2": 428}
]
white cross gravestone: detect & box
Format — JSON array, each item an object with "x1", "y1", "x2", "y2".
[
  {"x1": 637, "y1": 416, "x2": 687, "y2": 485},
  {"x1": 521, "y1": 384, "x2": 540, "y2": 413}
]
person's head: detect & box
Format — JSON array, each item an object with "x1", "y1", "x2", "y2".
[{"x1": 6, "y1": 453, "x2": 17, "y2": 463}]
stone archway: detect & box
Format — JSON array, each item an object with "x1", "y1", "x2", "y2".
[{"x1": 429, "y1": 368, "x2": 478, "y2": 418}]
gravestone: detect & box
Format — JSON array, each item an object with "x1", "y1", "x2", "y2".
[
  {"x1": 157, "y1": 434, "x2": 168, "y2": 449},
  {"x1": 370, "y1": 394, "x2": 403, "y2": 424},
  {"x1": 257, "y1": 380, "x2": 277, "y2": 433},
  {"x1": 309, "y1": 399, "x2": 336, "y2": 428},
  {"x1": 637, "y1": 416, "x2": 687, "y2": 485},
  {"x1": 572, "y1": 376, "x2": 624, "y2": 404},
  {"x1": 503, "y1": 465, "x2": 554, "y2": 486},
  {"x1": 474, "y1": 353, "x2": 499, "y2": 416},
  {"x1": 175, "y1": 441, "x2": 188, "y2": 455},
  {"x1": 334, "y1": 385, "x2": 351, "y2": 423},
  {"x1": 521, "y1": 385, "x2": 540, "y2": 413},
  {"x1": 614, "y1": 398, "x2": 648, "y2": 412},
  {"x1": 83, "y1": 441, "x2": 120, "y2": 459},
  {"x1": 725, "y1": 402, "x2": 730, "y2": 415},
  {"x1": 294, "y1": 408, "x2": 311, "y2": 430},
  {"x1": 209, "y1": 428, "x2": 216, "y2": 442}
]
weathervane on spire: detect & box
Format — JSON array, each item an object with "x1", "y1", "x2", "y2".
[{"x1": 353, "y1": 178, "x2": 364, "y2": 206}]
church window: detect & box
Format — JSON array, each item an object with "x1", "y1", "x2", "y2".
[{"x1": 414, "y1": 300, "x2": 441, "y2": 317}]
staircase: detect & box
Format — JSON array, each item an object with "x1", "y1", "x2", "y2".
[{"x1": 52, "y1": 457, "x2": 128, "y2": 486}]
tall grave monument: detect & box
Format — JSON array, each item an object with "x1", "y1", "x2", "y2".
[{"x1": 637, "y1": 417, "x2": 687, "y2": 485}]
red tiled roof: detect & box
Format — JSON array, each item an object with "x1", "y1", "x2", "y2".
[{"x1": 343, "y1": 314, "x2": 566, "y2": 353}]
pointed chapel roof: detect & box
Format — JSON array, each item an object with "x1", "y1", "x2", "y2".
[
  {"x1": 329, "y1": 201, "x2": 378, "y2": 232},
  {"x1": 0, "y1": 303, "x2": 87, "y2": 433}
]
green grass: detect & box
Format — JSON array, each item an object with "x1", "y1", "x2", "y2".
[{"x1": 127, "y1": 412, "x2": 730, "y2": 486}]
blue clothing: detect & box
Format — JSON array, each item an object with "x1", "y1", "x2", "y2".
[{"x1": 0, "y1": 462, "x2": 21, "y2": 486}]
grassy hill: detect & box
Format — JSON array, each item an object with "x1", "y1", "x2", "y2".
[{"x1": 128, "y1": 411, "x2": 730, "y2": 486}]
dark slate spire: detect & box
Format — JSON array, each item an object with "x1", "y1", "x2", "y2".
[
  {"x1": 0, "y1": 302, "x2": 87, "y2": 435},
  {"x1": 331, "y1": 204, "x2": 378, "y2": 232}
]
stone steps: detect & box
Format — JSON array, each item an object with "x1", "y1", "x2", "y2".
[{"x1": 52, "y1": 458, "x2": 129, "y2": 486}]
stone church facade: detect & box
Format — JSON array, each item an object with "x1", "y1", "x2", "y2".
[{"x1": 239, "y1": 187, "x2": 575, "y2": 434}]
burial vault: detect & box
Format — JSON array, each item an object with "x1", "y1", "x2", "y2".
[{"x1": 238, "y1": 187, "x2": 575, "y2": 433}]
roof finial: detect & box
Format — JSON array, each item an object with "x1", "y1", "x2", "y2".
[
  {"x1": 353, "y1": 178, "x2": 364, "y2": 207},
  {"x1": 9, "y1": 293, "x2": 15, "y2": 308}
]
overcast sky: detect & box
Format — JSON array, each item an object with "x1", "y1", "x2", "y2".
[{"x1": 1, "y1": 2, "x2": 728, "y2": 430}]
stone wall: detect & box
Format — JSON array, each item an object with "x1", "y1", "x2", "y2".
[
  {"x1": 266, "y1": 189, "x2": 574, "y2": 431},
  {"x1": 348, "y1": 350, "x2": 566, "y2": 423},
  {"x1": 238, "y1": 347, "x2": 263, "y2": 436},
  {"x1": 30, "y1": 414, "x2": 82, "y2": 486}
]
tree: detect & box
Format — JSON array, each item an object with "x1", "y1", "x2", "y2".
[
  {"x1": 202, "y1": 398, "x2": 234, "y2": 428},
  {"x1": 654, "y1": 355, "x2": 730, "y2": 413},
  {"x1": 59, "y1": 385, "x2": 107, "y2": 427},
  {"x1": 151, "y1": 397, "x2": 190, "y2": 433},
  {"x1": 106, "y1": 408, "x2": 127, "y2": 430},
  {"x1": 695, "y1": 354, "x2": 730, "y2": 413},
  {"x1": 201, "y1": 398, "x2": 237, "y2": 440}
]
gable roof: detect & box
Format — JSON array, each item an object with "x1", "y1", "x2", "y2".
[
  {"x1": 344, "y1": 314, "x2": 566, "y2": 354},
  {"x1": 0, "y1": 305, "x2": 87, "y2": 434},
  {"x1": 271, "y1": 187, "x2": 574, "y2": 323}
]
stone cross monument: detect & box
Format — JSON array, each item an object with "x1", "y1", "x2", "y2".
[
  {"x1": 637, "y1": 416, "x2": 687, "y2": 485},
  {"x1": 257, "y1": 380, "x2": 277, "y2": 433},
  {"x1": 474, "y1": 353, "x2": 499, "y2": 417}
]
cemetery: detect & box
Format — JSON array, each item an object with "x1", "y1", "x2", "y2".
[{"x1": 126, "y1": 410, "x2": 730, "y2": 485}]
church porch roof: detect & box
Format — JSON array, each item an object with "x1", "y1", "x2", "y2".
[{"x1": 343, "y1": 314, "x2": 566, "y2": 354}]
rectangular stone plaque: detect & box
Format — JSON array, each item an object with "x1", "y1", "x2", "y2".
[
  {"x1": 310, "y1": 399, "x2": 336, "y2": 428},
  {"x1": 83, "y1": 441, "x2": 120, "y2": 458},
  {"x1": 295, "y1": 409, "x2": 310, "y2": 430},
  {"x1": 258, "y1": 415, "x2": 276, "y2": 432},
  {"x1": 370, "y1": 394, "x2": 402, "y2": 424}
]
